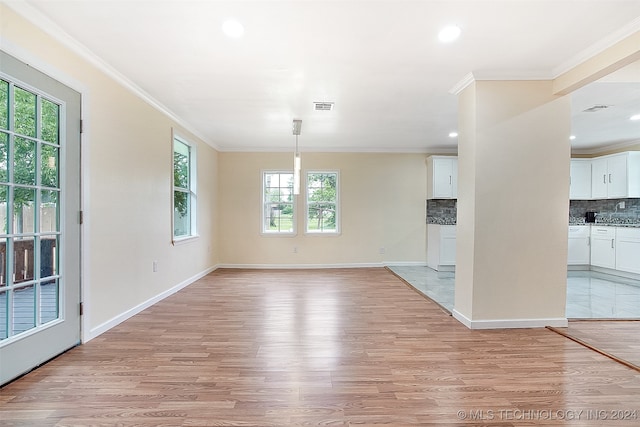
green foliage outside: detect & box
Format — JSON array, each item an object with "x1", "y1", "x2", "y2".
[
  {"x1": 265, "y1": 173, "x2": 294, "y2": 232},
  {"x1": 0, "y1": 80, "x2": 60, "y2": 233},
  {"x1": 173, "y1": 148, "x2": 189, "y2": 215},
  {"x1": 307, "y1": 173, "x2": 337, "y2": 231},
  {"x1": 173, "y1": 140, "x2": 191, "y2": 236}
]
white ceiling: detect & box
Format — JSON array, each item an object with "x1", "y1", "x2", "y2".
[
  {"x1": 571, "y1": 60, "x2": 640, "y2": 151},
  {"x1": 8, "y1": 0, "x2": 640, "y2": 152}
]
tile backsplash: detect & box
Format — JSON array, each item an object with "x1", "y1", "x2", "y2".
[
  {"x1": 570, "y1": 198, "x2": 640, "y2": 224},
  {"x1": 426, "y1": 199, "x2": 457, "y2": 224},
  {"x1": 428, "y1": 198, "x2": 640, "y2": 225}
]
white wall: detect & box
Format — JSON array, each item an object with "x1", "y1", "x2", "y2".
[
  {"x1": 218, "y1": 152, "x2": 427, "y2": 267},
  {"x1": 1, "y1": 4, "x2": 219, "y2": 339}
]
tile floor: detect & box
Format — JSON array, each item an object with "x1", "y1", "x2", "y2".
[{"x1": 388, "y1": 266, "x2": 640, "y2": 319}]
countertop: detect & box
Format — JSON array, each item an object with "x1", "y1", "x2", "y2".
[
  {"x1": 569, "y1": 217, "x2": 640, "y2": 228},
  {"x1": 429, "y1": 218, "x2": 640, "y2": 228}
]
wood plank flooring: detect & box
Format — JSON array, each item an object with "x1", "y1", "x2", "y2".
[
  {"x1": 550, "y1": 320, "x2": 640, "y2": 371},
  {"x1": 2, "y1": 268, "x2": 640, "y2": 426}
]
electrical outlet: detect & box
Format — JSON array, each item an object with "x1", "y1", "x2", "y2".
[
  {"x1": 293, "y1": 246, "x2": 298, "y2": 253},
  {"x1": 153, "y1": 261, "x2": 158, "y2": 272},
  {"x1": 379, "y1": 247, "x2": 385, "y2": 254}
]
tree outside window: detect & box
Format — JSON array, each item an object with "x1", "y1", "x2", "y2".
[
  {"x1": 306, "y1": 172, "x2": 338, "y2": 233},
  {"x1": 263, "y1": 172, "x2": 294, "y2": 234},
  {"x1": 173, "y1": 136, "x2": 196, "y2": 239}
]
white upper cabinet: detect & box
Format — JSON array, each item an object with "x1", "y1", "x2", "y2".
[
  {"x1": 569, "y1": 159, "x2": 591, "y2": 200},
  {"x1": 427, "y1": 156, "x2": 457, "y2": 199},
  {"x1": 591, "y1": 157, "x2": 608, "y2": 199},
  {"x1": 608, "y1": 153, "x2": 630, "y2": 198},
  {"x1": 590, "y1": 152, "x2": 640, "y2": 199}
]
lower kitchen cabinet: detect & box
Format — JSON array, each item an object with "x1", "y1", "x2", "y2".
[
  {"x1": 616, "y1": 228, "x2": 640, "y2": 275},
  {"x1": 567, "y1": 226, "x2": 590, "y2": 265},
  {"x1": 427, "y1": 224, "x2": 456, "y2": 271},
  {"x1": 590, "y1": 226, "x2": 616, "y2": 269}
]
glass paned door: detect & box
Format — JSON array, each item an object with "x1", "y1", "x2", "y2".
[{"x1": 0, "y1": 51, "x2": 81, "y2": 385}]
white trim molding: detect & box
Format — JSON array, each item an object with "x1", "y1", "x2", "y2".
[
  {"x1": 449, "y1": 72, "x2": 476, "y2": 95},
  {"x1": 218, "y1": 263, "x2": 386, "y2": 270},
  {"x1": 452, "y1": 309, "x2": 568, "y2": 330},
  {"x1": 552, "y1": 16, "x2": 640, "y2": 78},
  {"x1": 218, "y1": 262, "x2": 428, "y2": 269},
  {"x1": 571, "y1": 138, "x2": 640, "y2": 156},
  {"x1": 84, "y1": 265, "x2": 218, "y2": 342}
]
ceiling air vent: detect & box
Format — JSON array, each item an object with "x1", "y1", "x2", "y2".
[
  {"x1": 314, "y1": 102, "x2": 334, "y2": 111},
  {"x1": 582, "y1": 105, "x2": 612, "y2": 113}
]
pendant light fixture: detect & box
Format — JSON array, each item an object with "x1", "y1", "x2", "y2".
[{"x1": 292, "y1": 119, "x2": 302, "y2": 195}]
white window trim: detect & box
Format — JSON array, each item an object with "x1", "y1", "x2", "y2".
[
  {"x1": 304, "y1": 170, "x2": 341, "y2": 236},
  {"x1": 172, "y1": 130, "x2": 198, "y2": 244},
  {"x1": 261, "y1": 170, "x2": 297, "y2": 236}
]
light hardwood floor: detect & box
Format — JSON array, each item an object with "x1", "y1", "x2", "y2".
[
  {"x1": 1, "y1": 268, "x2": 640, "y2": 426},
  {"x1": 549, "y1": 320, "x2": 640, "y2": 371}
]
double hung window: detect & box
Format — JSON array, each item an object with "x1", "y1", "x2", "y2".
[
  {"x1": 173, "y1": 134, "x2": 196, "y2": 240},
  {"x1": 262, "y1": 171, "x2": 295, "y2": 234},
  {"x1": 305, "y1": 172, "x2": 339, "y2": 234}
]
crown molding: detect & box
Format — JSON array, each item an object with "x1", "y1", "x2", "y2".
[
  {"x1": 571, "y1": 138, "x2": 640, "y2": 156},
  {"x1": 553, "y1": 16, "x2": 640, "y2": 78},
  {"x1": 449, "y1": 18, "x2": 640, "y2": 94},
  {"x1": 449, "y1": 72, "x2": 476, "y2": 95},
  {"x1": 216, "y1": 145, "x2": 450, "y2": 154},
  {"x1": 449, "y1": 70, "x2": 554, "y2": 96},
  {"x1": 3, "y1": 0, "x2": 220, "y2": 151}
]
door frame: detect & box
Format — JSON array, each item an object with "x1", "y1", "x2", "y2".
[{"x1": 1, "y1": 42, "x2": 91, "y2": 345}]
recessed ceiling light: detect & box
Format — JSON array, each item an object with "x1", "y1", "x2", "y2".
[
  {"x1": 438, "y1": 25, "x2": 461, "y2": 43},
  {"x1": 222, "y1": 19, "x2": 244, "y2": 38},
  {"x1": 448, "y1": 132, "x2": 458, "y2": 138},
  {"x1": 569, "y1": 135, "x2": 576, "y2": 140},
  {"x1": 630, "y1": 114, "x2": 640, "y2": 121}
]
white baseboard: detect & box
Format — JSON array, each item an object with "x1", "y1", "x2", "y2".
[
  {"x1": 384, "y1": 262, "x2": 427, "y2": 267},
  {"x1": 218, "y1": 262, "x2": 428, "y2": 269},
  {"x1": 567, "y1": 265, "x2": 590, "y2": 271},
  {"x1": 590, "y1": 266, "x2": 640, "y2": 281},
  {"x1": 217, "y1": 262, "x2": 386, "y2": 269},
  {"x1": 85, "y1": 265, "x2": 218, "y2": 342},
  {"x1": 452, "y1": 309, "x2": 568, "y2": 329}
]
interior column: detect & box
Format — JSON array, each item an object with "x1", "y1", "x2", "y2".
[{"x1": 453, "y1": 79, "x2": 571, "y2": 329}]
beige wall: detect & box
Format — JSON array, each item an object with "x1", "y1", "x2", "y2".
[
  {"x1": 1, "y1": 5, "x2": 219, "y2": 337},
  {"x1": 218, "y1": 152, "x2": 426, "y2": 266},
  {"x1": 455, "y1": 80, "x2": 570, "y2": 326},
  {"x1": 454, "y1": 83, "x2": 477, "y2": 317}
]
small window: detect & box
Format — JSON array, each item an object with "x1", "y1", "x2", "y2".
[
  {"x1": 262, "y1": 171, "x2": 295, "y2": 234},
  {"x1": 173, "y1": 134, "x2": 196, "y2": 240},
  {"x1": 306, "y1": 171, "x2": 339, "y2": 234}
]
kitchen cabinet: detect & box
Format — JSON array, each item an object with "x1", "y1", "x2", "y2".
[
  {"x1": 427, "y1": 156, "x2": 457, "y2": 199},
  {"x1": 567, "y1": 225, "x2": 590, "y2": 265},
  {"x1": 569, "y1": 159, "x2": 591, "y2": 199},
  {"x1": 427, "y1": 224, "x2": 456, "y2": 271},
  {"x1": 590, "y1": 157, "x2": 608, "y2": 199},
  {"x1": 615, "y1": 228, "x2": 640, "y2": 275},
  {"x1": 590, "y1": 226, "x2": 616, "y2": 269},
  {"x1": 590, "y1": 152, "x2": 640, "y2": 199}
]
